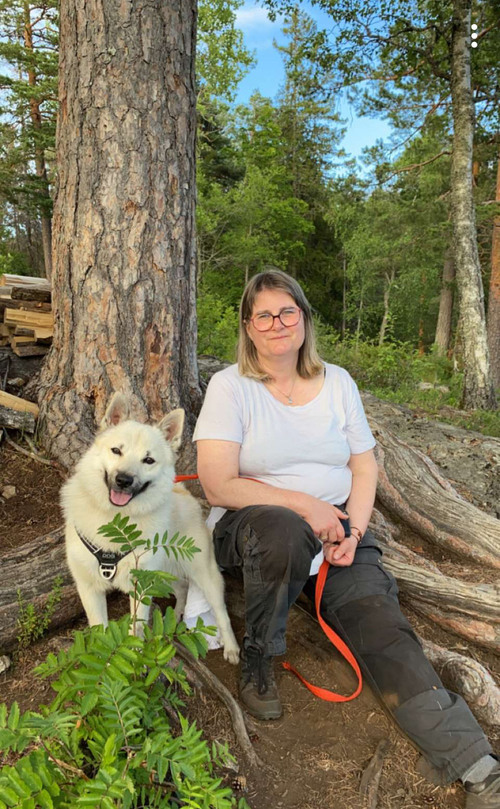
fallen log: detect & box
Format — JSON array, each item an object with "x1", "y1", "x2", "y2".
[
  {"x1": 371, "y1": 420, "x2": 500, "y2": 569},
  {"x1": 0, "y1": 528, "x2": 80, "y2": 653}
]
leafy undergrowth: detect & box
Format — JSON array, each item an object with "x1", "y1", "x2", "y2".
[{"x1": 0, "y1": 613, "x2": 249, "y2": 809}]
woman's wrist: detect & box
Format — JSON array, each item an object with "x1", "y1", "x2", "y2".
[{"x1": 350, "y1": 526, "x2": 363, "y2": 543}]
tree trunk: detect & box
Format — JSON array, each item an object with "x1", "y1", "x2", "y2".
[
  {"x1": 487, "y1": 149, "x2": 500, "y2": 388},
  {"x1": 434, "y1": 246, "x2": 455, "y2": 355},
  {"x1": 450, "y1": 0, "x2": 496, "y2": 409},
  {"x1": 378, "y1": 268, "x2": 395, "y2": 346},
  {"x1": 38, "y1": 0, "x2": 201, "y2": 470},
  {"x1": 341, "y1": 252, "x2": 347, "y2": 339},
  {"x1": 23, "y1": 0, "x2": 53, "y2": 281}
]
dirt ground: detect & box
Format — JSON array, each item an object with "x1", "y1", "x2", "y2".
[{"x1": 0, "y1": 436, "x2": 498, "y2": 809}]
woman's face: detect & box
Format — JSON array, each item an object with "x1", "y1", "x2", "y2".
[{"x1": 245, "y1": 288, "x2": 305, "y2": 363}]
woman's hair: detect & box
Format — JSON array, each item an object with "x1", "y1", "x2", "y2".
[{"x1": 237, "y1": 268, "x2": 324, "y2": 380}]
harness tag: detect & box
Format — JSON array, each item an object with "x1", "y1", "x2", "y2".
[{"x1": 99, "y1": 563, "x2": 118, "y2": 581}]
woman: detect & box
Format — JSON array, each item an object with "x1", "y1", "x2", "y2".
[{"x1": 193, "y1": 269, "x2": 498, "y2": 806}]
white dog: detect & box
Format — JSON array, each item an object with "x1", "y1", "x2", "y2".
[{"x1": 61, "y1": 393, "x2": 239, "y2": 664}]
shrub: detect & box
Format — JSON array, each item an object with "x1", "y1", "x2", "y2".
[
  {"x1": 197, "y1": 292, "x2": 238, "y2": 363},
  {"x1": 16, "y1": 576, "x2": 63, "y2": 653},
  {"x1": 0, "y1": 517, "x2": 249, "y2": 809}
]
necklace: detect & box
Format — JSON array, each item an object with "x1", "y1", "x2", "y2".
[{"x1": 267, "y1": 374, "x2": 298, "y2": 404}]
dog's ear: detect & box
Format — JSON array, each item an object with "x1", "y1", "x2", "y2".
[
  {"x1": 100, "y1": 393, "x2": 131, "y2": 430},
  {"x1": 157, "y1": 408, "x2": 185, "y2": 451}
]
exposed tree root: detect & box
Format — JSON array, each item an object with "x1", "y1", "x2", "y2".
[
  {"x1": 359, "y1": 738, "x2": 391, "y2": 809},
  {"x1": 173, "y1": 641, "x2": 265, "y2": 771}
]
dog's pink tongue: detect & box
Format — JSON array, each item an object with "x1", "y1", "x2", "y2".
[{"x1": 110, "y1": 490, "x2": 133, "y2": 506}]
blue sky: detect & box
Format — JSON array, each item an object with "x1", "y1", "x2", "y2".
[{"x1": 233, "y1": 2, "x2": 392, "y2": 163}]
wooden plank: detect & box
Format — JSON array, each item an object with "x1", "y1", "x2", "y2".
[
  {"x1": 10, "y1": 285, "x2": 51, "y2": 302},
  {"x1": 0, "y1": 390, "x2": 39, "y2": 416},
  {"x1": 33, "y1": 327, "x2": 53, "y2": 341},
  {"x1": 0, "y1": 273, "x2": 50, "y2": 288},
  {"x1": 11, "y1": 344, "x2": 49, "y2": 357},
  {"x1": 4, "y1": 308, "x2": 53, "y2": 329},
  {"x1": 0, "y1": 299, "x2": 52, "y2": 315},
  {"x1": 10, "y1": 336, "x2": 35, "y2": 346}
]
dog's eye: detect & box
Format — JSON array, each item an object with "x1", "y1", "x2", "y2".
[
  {"x1": 111, "y1": 447, "x2": 122, "y2": 456},
  {"x1": 143, "y1": 456, "x2": 155, "y2": 465}
]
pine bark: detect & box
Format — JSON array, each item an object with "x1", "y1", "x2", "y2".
[
  {"x1": 434, "y1": 246, "x2": 455, "y2": 355},
  {"x1": 450, "y1": 0, "x2": 496, "y2": 409},
  {"x1": 487, "y1": 150, "x2": 500, "y2": 388},
  {"x1": 38, "y1": 0, "x2": 201, "y2": 469}
]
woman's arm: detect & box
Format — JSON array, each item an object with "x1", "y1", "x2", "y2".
[
  {"x1": 323, "y1": 448, "x2": 378, "y2": 567},
  {"x1": 197, "y1": 439, "x2": 348, "y2": 541}
]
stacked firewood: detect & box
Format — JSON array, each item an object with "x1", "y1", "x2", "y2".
[
  {"x1": 0, "y1": 273, "x2": 51, "y2": 433},
  {"x1": 0, "y1": 273, "x2": 52, "y2": 357}
]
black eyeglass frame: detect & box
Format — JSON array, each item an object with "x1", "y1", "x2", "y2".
[{"x1": 247, "y1": 306, "x2": 303, "y2": 332}]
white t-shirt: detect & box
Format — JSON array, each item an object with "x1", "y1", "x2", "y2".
[{"x1": 193, "y1": 362, "x2": 376, "y2": 575}]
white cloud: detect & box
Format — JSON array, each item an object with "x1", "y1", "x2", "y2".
[{"x1": 235, "y1": 4, "x2": 280, "y2": 31}]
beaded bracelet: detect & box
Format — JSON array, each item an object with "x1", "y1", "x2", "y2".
[{"x1": 350, "y1": 526, "x2": 363, "y2": 543}]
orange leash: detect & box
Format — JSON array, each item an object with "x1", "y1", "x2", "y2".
[
  {"x1": 175, "y1": 473, "x2": 363, "y2": 702},
  {"x1": 282, "y1": 558, "x2": 363, "y2": 701}
]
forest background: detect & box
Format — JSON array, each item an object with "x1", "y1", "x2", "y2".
[{"x1": 0, "y1": 0, "x2": 499, "y2": 434}]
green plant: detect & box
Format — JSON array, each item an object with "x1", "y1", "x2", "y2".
[
  {"x1": 1, "y1": 518, "x2": 249, "y2": 809},
  {"x1": 16, "y1": 576, "x2": 63, "y2": 653},
  {"x1": 97, "y1": 513, "x2": 203, "y2": 636},
  {"x1": 197, "y1": 291, "x2": 239, "y2": 363}
]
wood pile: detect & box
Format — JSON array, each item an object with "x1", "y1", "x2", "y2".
[
  {"x1": 0, "y1": 274, "x2": 52, "y2": 357},
  {"x1": 0, "y1": 274, "x2": 51, "y2": 432}
]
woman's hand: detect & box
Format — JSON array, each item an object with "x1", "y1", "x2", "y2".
[
  {"x1": 302, "y1": 500, "x2": 349, "y2": 543},
  {"x1": 322, "y1": 535, "x2": 358, "y2": 567}
]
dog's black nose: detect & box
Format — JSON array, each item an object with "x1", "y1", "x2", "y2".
[{"x1": 115, "y1": 472, "x2": 134, "y2": 489}]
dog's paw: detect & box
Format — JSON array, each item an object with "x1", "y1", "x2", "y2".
[{"x1": 223, "y1": 644, "x2": 240, "y2": 665}]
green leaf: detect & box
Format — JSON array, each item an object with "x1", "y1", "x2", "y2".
[
  {"x1": 80, "y1": 691, "x2": 99, "y2": 716},
  {"x1": 162, "y1": 607, "x2": 177, "y2": 637},
  {"x1": 178, "y1": 633, "x2": 199, "y2": 658},
  {"x1": 0, "y1": 787, "x2": 20, "y2": 807},
  {"x1": 7, "y1": 703, "x2": 19, "y2": 731}
]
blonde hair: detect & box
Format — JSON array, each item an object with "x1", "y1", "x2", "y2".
[{"x1": 237, "y1": 269, "x2": 324, "y2": 380}]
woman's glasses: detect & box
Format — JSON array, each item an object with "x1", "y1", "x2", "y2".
[{"x1": 249, "y1": 306, "x2": 302, "y2": 332}]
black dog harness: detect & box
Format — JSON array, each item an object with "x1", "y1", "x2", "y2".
[{"x1": 76, "y1": 527, "x2": 134, "y2": 581}]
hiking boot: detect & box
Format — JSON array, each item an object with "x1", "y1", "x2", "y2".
[
  {"x1": 465, "y1": 764, "x2": 500, "y2": 809},
  {"x1": 239, "y1": 642, "x2": 282, "y2": 720}
]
